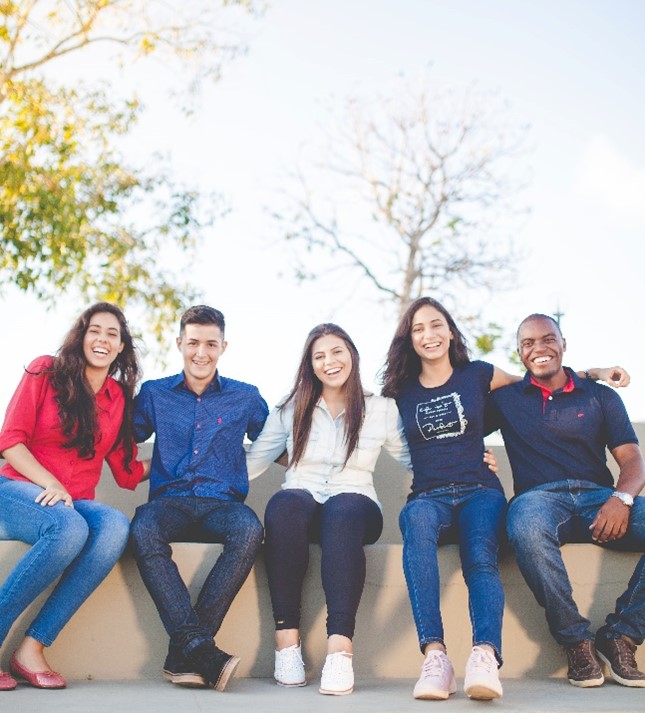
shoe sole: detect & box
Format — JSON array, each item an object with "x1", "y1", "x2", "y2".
[
  {"x1": 413, "y1": 684, "x2": 457, "y2": 700},
  {"x1": 597, "y1": 651, "x2": 645, "y2": 688},
  {"x1": 465, "y1": 683, "x2": 503, "y2": 700},
  {"x1": 276, "y1": 678, "x2": 307, "y2": 687},
  {"x1": 163, "y1": 669, "x2": 207, "y2": 687},
  {"x1": 213, "y1": 655, "x2": 240, "y2": 692},
  {"x1": 319, "y1": 686, "x2": 353, "y2": 695},
  {"x1": 567, "y1": 674, "x2": 604, "y2": 687}
]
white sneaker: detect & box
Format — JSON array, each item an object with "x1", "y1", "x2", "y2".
[
  {"x1": 464, "y1": 646, "x2": 503, "y2": 700},
  {"x1": 319, "y1": 652, "x2": 354, "y2": 695},
  {"x1": 413, "y1": 650, "x2": 457, "y2": 700},
  {"x1": 274, "y1": 644, "x2": 306, "y2": 687}
]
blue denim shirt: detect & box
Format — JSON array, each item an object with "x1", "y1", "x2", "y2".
[{"x1": 134, "y1": 372, "x2": 269, "y2": 501}]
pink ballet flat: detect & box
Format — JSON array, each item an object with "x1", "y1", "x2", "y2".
[
  {"x1": 0, "y1": 671, "x2": 17, "y2": 691},
  {"x1": 10, "y1": 653, "x2": 66, "y2": 689}
]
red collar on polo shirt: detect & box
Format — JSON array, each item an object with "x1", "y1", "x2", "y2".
[{"x1": 530, "y1": 372, "x2": 575, "y2": 401}]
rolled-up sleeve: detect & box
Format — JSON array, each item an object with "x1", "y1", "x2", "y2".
[
  {"x1": 0, "y1": 358, "x2": 50, "y2": 455},
  {"x1": 106, "y1": 440, "x2": 145, "y2": 490}
]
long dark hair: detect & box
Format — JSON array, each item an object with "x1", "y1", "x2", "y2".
[
  {"x1": 45, "y1": 303, "x2": 140, "y2": 468},
  {"x1": 381, "y1": 297, "x2": 470, "y2": 399},
  {"x1": 280, "y1": 324, "x2": 365, "y2": 467}
]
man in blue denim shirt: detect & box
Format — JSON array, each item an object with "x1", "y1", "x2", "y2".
[
  {"x1": 487, "y1": 314, "x2": 645, "y2": 689},
  {"x1": 130, "y1": 305, "x2": 268, "y2": 691}
]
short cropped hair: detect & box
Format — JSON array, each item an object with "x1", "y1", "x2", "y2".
[
  {"x1": 516, "y1": 313, "x2": 562, "y2": 344},
  {"x1": 179, "y1": 305, "x2": 225, "y2": 336}
]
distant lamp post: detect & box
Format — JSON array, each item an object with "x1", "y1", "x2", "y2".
[{"x1": 553, "y1": 306, "x2": 565, "y2": 329}]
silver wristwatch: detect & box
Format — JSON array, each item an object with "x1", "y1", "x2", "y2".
[{"x1": 611, "y1": 491, "x2": 634, "y2": 507}]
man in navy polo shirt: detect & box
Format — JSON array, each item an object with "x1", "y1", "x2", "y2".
[
  {"x1": 487, "y1": 313, "x2": 645, "y2": 688},
  {"x1": 130, "y1": 305, "x2": 269, "y2": 691}
]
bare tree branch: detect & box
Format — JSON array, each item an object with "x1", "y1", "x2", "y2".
[{"x1": 274, "y1": 77, "x2": 529, "y2": 325}]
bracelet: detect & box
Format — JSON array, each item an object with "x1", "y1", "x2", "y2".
[{"x1": 584, "y1": 370, "x2": 598, "y2": 381}]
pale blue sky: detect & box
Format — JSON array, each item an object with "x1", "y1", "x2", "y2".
[{"x1": 2, "y1": 0, "x2": 644, "y2": 419}]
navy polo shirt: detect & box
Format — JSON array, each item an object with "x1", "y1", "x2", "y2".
[
  {"x1": 487, "y1": 368, "x2": 638, "y2": 495},
  {"x1": 134, "y1": 372, "x2": 269, "y2": 501}
]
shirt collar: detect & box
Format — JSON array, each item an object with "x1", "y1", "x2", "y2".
[
  {"x1": 170, "y1": 371, "x2": 223, "y2": 393},
  {"x1": 97, "y1": 375, "x2": 118, "y2": 401},
  {"x1": 523, "y1": 366, "x2": 583, "y2": 397}
]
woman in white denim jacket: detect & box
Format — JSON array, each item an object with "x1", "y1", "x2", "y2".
[
  {"x1": 246, "y1": 323, "x2": 498, "y2": 696},
  {"x1": 246, "y1": 323, "x2": 409, "y2": 696}
]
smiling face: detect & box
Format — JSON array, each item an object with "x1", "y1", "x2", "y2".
[
  {"x1": 311, "y1": 334, "x2": 353, "y2": 393},
  {"x1": 82, "y1": 311, "x2": 124, "y2": 374},
  {"x1": 517, "y1": 316, "x2": 567, "y2": 385},
  {"x1": 410, "y1": 304, "x2": 453, "y2": 364},
  {"x1": 177, "y1": 323, "x2": 227, "y2": 394}
]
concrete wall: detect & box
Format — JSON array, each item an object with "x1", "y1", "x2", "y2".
[{"x1": 1, "y1": 425, "x2": 644, "y2": 680}]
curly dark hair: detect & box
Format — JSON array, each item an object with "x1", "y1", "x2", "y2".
[
  {"x1": 41, "y1": 303, "x2": 140, "y2": 468},
  {"x1": 280, "y1": 323, "x2": 365, "y2": 468},
  {"x1": 381, "y1": 297, "x2": 470, "y2": 399}
]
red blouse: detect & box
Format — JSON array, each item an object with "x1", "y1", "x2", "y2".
[{"x1": 0, "y1": 356, "x2": 143, "y2": 500}]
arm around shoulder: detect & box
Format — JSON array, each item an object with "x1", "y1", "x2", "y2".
[
  {"x1": 382, "y1": 397, "x2": 412, "y2": 472},
  {"x1": 246, "y1": 406, "x2": 289, "y2": 480},
  {"x1": 133, "y1": 382, "x2": 155, "y2": 443},
  {"x1": 489, "y1": 366, "x2": 521, "y2": 392}
]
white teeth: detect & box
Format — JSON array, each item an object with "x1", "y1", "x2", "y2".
[
  {"x1": 326, "y1": 368, "x2": 341, "y2": 375},
  {"x1": 93, "y1": 348, "x2": 108, "y2": 356},
  {"x1": 534, "y1": 356, "x2": 551, "y2": 364}
]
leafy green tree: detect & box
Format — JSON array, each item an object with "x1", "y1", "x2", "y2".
[{"x1": 0, "y1": 0, "x2": 258, "y2": 342}]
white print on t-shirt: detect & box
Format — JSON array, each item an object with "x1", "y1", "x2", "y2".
[{"x1": 415, "y1": 393, "x2": 467, "y2": 440}]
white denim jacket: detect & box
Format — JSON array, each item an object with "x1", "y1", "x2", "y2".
[{"x1": 246, "y1": 392, "x2": 412, "y2": 507}]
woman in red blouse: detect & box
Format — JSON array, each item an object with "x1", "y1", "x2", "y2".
[{"x1": 0, "y1": 303, "x2": 146, "y2": 691}]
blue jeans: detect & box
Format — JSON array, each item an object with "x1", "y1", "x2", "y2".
[
  {"x1": 130, "y1": 496, "x2": 263, "y2": 656},
  {"x1": 264, "y1": 490, "x2": 383, "y2": 639},
  {"x1": 0, "y1": 477, "x2": 130, "y2": 647},
  {"x1": 507, "y1": 479, "x2": 645, "y2": 646},
  {"x1": 399, "y1": 484, "x2": 507, "y2": 663}
]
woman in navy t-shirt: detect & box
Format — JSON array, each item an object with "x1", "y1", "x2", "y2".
[
  {"x1": 382, "y1": 297, "x2": 624, "y2": 702},
  {"x1": 381, "y1": 297, "x2": 522, "y2": 702}
]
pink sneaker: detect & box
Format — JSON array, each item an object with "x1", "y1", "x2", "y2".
[
  {"x1": 464, "y1": 646, "x2": 503, "y2": 699},
  {"x1": 413, "y1": 650, "x2": 457, "y2": 700}
]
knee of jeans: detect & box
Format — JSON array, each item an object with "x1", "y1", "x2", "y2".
[
  {"x1": 44, "y1": 507, "x2": 90, "y2": 558},
  {"x1": 129, "y1": 511, "x2": 166, "y2": 557},
  {"x1": 92, "y1": 510, "x2": 131, "y2": 557},
  {"x1": 229, "y1": 509, "x2": 264, "y2": 550},
  {"x1": 266, "y1": 491, "x2": 311, "y2": 528},
  {"x1": 399, "y1": 500, "x2": 440, "y2": 541},
  {"x1": 507, "y1": 508, "x2": 552, "y2": 554},
  {"x1": 462, "y1": 558, "x2": 500, "y2": 583}
]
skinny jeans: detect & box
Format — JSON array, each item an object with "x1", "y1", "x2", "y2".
[
  {"x1": 399, "y1": 483, "x2": 507, "y2": 664},
  {"x1": 264, "y1": 489, "x2": 383, "y2": 639},
  {"x1": 0, "y1": 476, "x2": 130, "y2": 647}
]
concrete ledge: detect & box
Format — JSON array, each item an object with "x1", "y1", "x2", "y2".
[
  {"x1": 8, "y1": 679, "x2": 645, "y2": 713},
  {"x1": 2, "y1": 426, "x2": 645, "y2": 681},
  {"x1": 1, "y1": 541, "x2": 643, "y2": 680}
]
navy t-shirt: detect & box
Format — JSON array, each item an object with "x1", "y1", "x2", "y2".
[
  {"x1": 487, "y1": 369, "x2": 638, "y2": 495},
  {"x1": 396, "y1": 360, "x2": 503, "y2": 496}
]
